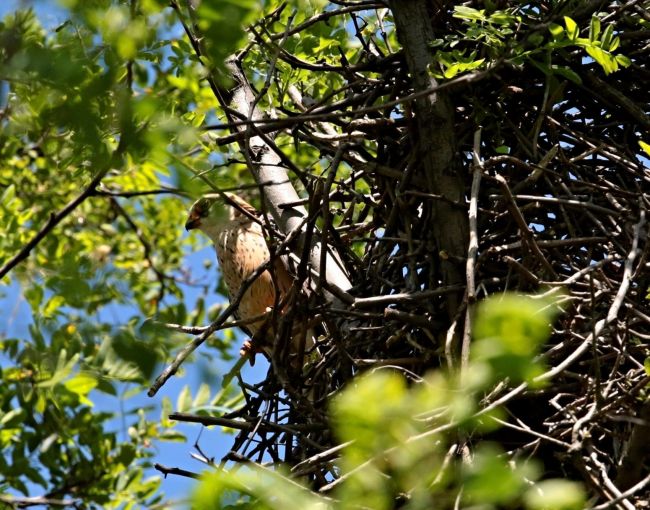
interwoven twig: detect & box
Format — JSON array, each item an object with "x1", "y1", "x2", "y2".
[{"x1": 170, "y1": 1, "x2": 649, "y2": 504}]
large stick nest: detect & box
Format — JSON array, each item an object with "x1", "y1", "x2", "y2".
[{"x1": 176, "y1": 1, "x2": 650, "y2": 502}]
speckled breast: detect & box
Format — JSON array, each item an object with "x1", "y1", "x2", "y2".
[{"x1": 215, "y1": 219, "x2": 277, "y2": 335}]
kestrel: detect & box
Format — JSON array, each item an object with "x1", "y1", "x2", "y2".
[{"x1": 185, "y1": 193, "x2": 299, "y2": 364}]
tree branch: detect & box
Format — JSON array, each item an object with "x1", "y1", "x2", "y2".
[{"x1": 0, "y1": 495, "x2": 79, "y2": 508}]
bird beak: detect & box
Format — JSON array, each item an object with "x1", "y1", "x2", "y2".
[{"x1": 185, "y1": 214, "x2": 201, "y2": 231}]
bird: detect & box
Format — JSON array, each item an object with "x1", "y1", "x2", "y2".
[{"x1": 185, "y1": 192, "x2": 304, "y2": 366}]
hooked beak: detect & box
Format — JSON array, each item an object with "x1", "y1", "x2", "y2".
[{"x1": 185, "y1": 214, "x2": 201, "y2": 231}]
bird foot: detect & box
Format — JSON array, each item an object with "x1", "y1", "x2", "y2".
[{"x1": 239, "y1": 339, "x2": 262, "y2": 366}]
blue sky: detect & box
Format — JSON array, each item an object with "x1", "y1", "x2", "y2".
[{"x1": 0, "y1": 1, "x2": 270, "y2": 506}]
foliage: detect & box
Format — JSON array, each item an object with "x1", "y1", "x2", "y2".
[
  {"x1": 0, "y1": 2, "x2": 244, "y2": 507},
  {"x1": 451, "y1": 6, "x2": 631, "y2": 80}
]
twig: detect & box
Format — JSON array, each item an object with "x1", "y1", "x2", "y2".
[
  {"x1": 494, "y1": 173, "x2": 557, "y2": 278},
  {"x1": 162, "y1": 310, "x2": 271, "y2": 335},
  {"x1": 203, "y1": 66, "x2": 496, "y2": 134},
  {"x1": 93, "y1": 184, "x2": 186, "y2": 198},
  {"x1": 592, "y1": 472, "x2": 650, "y2": 510},
  {"x1": 154, "y1": 463, "x2": 200, "y2": 480},
  {"x1": 461, "y1": 128, "x2": 483, "y2": 377},
  {"x1": 148, "y1": 258, "x2": 275, "y2": 397},
  {"x1": 606, "y1": 208, "x2": 644, "y2": 324},
  {"x1": 291, "y1": 441, "x2": 353, "y2": 475},
  {"x1": 352, "y1": 284, "x2": 466, "y2": 308},
  {"x1": 109, "y1": 196, "x2": 167, "y2": 306},
  {"x1": 0, "y1": 495, "x2": 79, "y2": 508},
  {"x1": 533, "y1": 209, "x2": 644, "y2": 384},
  {"x1": 169, "y1": 412, "x2": 326, "y2": 434}
]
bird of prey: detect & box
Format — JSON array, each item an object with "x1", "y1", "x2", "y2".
[{"x1": 185, "y1": 192, "x2": 304, "y2": 365}]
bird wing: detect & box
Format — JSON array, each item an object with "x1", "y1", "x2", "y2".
[{"x1": 224, "y1": 192, "x2": 259, "y2": 219}]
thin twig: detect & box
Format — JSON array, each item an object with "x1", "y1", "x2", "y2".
[{"x1": 461, "y1": 128, "x2": 483, "y2": 377}]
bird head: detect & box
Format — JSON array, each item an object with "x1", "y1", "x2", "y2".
[
  {"x1": 185, "y1": 194, "x2": 228, "y2": 234},
  {"x1": 185, "y1": 192, "x2": 257, "y2": 235}
]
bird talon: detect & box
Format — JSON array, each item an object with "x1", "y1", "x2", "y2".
[{"x1": 240, "y1": 339, "x2": 259, "y2": 366}]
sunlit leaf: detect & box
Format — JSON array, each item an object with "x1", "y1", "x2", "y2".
[
  {"x1": 524, "y1": 479, "x2": 585, "y2": 510},
  {"x1": 564, "y1": 17, "x2": 578, "y2": 40}
]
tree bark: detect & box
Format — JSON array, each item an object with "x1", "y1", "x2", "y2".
[
  {"x1": 224, "y1": 59, "x2": 352, "y2": 298},
  {"x1": 390, "y1": 0, "x2": 468, "y2": 320}
]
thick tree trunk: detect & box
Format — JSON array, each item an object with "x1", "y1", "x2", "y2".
[{"x1": 390, "y1": 0, "x2": 468, "y2": 320}]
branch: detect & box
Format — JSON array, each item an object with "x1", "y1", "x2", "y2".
[
  {"x1": 225, "y1": 58, "x2": 353, "y2": 296},
  {"x1": 154, "y1": 463, "x2": 200, "y2": 480},
  {"x1": 147, "y1": 256, "x2": 274, "y2": 397},
  {"x1": 202, "y1": 68, "x2": 492, "y2": 140},
  {"x1": 109, "y1": 196, "x2": 167, "y2": 307},
  {"x1": 172, "y1": 3, "x2": 352, "y2": 298},
  {"x1": 162, "y1": 309, "x2": 270, "y2": 335},
  {"x1": 494, "y1": 174, "x2": 558, "y2": 278},
  {"x1": 93, "y1": 184, "x2": 186, "y2": 198},
  {"x1": 169, "y1": 411, "x2": 326, "y2": 434},
  {"x1": 351, "y1": 284, "x2": 465, "y2": 308},
  {"x1": 0, "y1": 495, "x2": 78, "y2": 508},
  {"x1": 461, "y1": 129, "x2": 483, "y2": 377}
]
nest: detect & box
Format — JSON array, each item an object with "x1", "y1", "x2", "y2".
[{"x1": 168, "y1": 1, "x2": 650, "y2": 503}]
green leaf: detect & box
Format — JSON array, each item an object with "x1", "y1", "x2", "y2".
[
  {"x1": 443, "y1": 63, "x2": 462, "y2": 79},
  {"x1": 548, "y1": 23, "x2": 564, "y2": 40},
  {"x1": 115, "y1": 444, "x2": 137, "y2": 467},
  {"x1": 1, "y1": 183, "x2": 16, "y2": 205},
  {"x1": 196, "y1": 1, "x2": 257, "y2": 86},
  {"x1": 585, "y1": 45, "x2": 618, "y2": 74},
  {"x1": 177, "y1": 384, "x2": 192, "y2": 413},
  {"x1": 616, "y1": 54, "x2": 632, "y2": 67},
  {"x1": 472, "y1": 293, "x2": 559, "y2": 384},
  {"x1": 589, "y1": 16, "x2": 601, "y2": 41},
  {"x1": 552, "y1": 65, "x2": 582, "y2": 84},
  {"x1": 524, "y1": 479, "x2": 585, "y2": 510},
  {"x1": 464, "y1": 444, "x2": 538, "y2": 504},
  {"x1": 192, "y1": 383, "x2": 211, "y2": 408},
  {"x1": 159, "y1": 430, "x2": 187, "y2": 442},
  {"x1": 43, "y1": 295, "x2": 65, "y2": 318},
  {"x1": 37, "y1": 351, "x2": 79, "y2": 388},
  {"x1": 64, "y1": 372, "x2": 98, "y2": 405},
  {"x1": 453, "y1": 6, "x2": 486, "y2": 22},
  {"x1": 601, "y1": 24, "x2": 614, "y2": 49},
  {"x1": 192, "y1": 466, "x2": 325, "y2": 510},
  {"x1": 564, "y1": 16, "x2": 578, "y2": 40},
  {"x1": 1, "y1": 408, "x2": 26, "y2": 427},
  {"x1": 332, "y1": 371, "x2": 407, "y2": 452},
  {"x1": 639, "y1": 141, "x2": 650, "y2": 158},
  {"x1": 24, "y1": 285, "x2": 44, "y2": 311}
]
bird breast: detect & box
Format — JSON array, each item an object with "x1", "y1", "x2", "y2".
[{"x1": 214, "y1": 219, "x2": 278, "y2": 334}]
